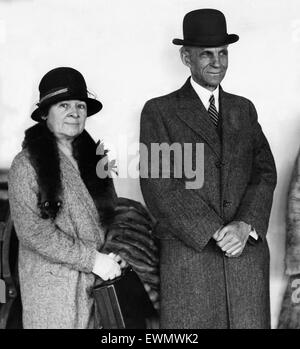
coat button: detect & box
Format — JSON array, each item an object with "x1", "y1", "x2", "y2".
[
  {"x1": 223, "y1": 200, "x2": 231, "y2": 208},
  {"x1": 215, "y1": 161, "x2": 224, "y2": 169}
]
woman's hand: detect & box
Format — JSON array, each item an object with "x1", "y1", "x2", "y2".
[
  {"x1": 92, "y1": 252, "x2": 122, "y2": 281},
  {"x1": 108, "y1": 252, "x2": 128, "y2": 269}
]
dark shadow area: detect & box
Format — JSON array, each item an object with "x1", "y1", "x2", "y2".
[{"x1": 0, "y1": 169, "x2": 23, "y2": 329}]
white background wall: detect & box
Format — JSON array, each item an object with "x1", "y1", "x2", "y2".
[{"x1": 0, "y1": 0, "x2": 299, "y2": 328}]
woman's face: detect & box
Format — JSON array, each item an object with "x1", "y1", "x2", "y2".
[{"x1": 45, "y1": 100, "x2": 87, "y2": 141}]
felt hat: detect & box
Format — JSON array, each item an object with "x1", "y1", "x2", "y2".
[
  {"x1": 31, "y1": 67, "x2": 102, "y2": 121},
  {"x1": 172, "y1": 9, "x2": 239, "y2": 47}
]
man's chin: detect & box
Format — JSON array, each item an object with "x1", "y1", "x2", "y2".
[
  {"x1": 206, "y1": 78, "x2": 224, "y2": 89},
  {"x1": 193, "y1": 76, "x2": 223, "y2": 90},
  {"x1": 202, "y1": 81, "x2": 220, "y2": 91},
  {"x1": 205, "y1": 74, "x2": 225, "y2": 86}
]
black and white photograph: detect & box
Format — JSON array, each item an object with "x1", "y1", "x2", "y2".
[{"x1": 0, "y1": 0, "x2": 299, "y2": 334}]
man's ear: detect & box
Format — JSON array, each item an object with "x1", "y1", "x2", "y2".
[{"x1": 180, "y1": 47, "x2": 192, "y2": 68}]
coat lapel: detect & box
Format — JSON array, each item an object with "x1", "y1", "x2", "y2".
[
  {"x1": 220, "y1": 87, "x2": 242, "y2": 193},
  {"x1": 59, "y1": 150, "x2": 101, "y2": 232},
  {"x1": 175, "y1": 78, "x2": 221, "y2": 159}
]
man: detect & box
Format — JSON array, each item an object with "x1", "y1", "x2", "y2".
[{"x1": 139, "y1": 9, "x2": 277, "y2": 329}]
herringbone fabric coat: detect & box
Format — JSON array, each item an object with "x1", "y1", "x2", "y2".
[
  {"x1": 8, "y1": 150, "x2": 105, "y2": 328},
  {"x1": 140, "y1": 78, "x2": 277, "y2": 329}
]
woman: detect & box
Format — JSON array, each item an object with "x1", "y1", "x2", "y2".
[{"x1": 8, "y1": 67, "x2": 125, "y2": 328}]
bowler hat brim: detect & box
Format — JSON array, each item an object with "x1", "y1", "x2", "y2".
[
  {"x1": 172, "y1": 33, "x2": 239, "y2": 47},
  {"x1": 31, "y1": 96, "x2": 103, "y2": 122}
]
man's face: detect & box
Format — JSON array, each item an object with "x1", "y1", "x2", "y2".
[{"x1": 181, "y1": 45, "x2": 228, "y2": 91}]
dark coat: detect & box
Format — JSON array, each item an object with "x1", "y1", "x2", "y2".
[{"x1": 139, "y1": 78, "x2": 277, "y2": 329}]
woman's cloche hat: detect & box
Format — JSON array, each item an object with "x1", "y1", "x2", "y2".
[
  {"x1": 172, "y1": 9, "x2": 239, "y2": 48},
  {"x1": 31, "y1": 67, "x2": 103, "y2": 122}
]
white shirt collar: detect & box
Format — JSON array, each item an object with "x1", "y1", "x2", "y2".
[{"x1": 190, "y1": 77, "x2": 220, "y2": 112}]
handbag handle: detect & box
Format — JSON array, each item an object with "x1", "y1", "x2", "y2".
[{"x1": 94, "y1": 266, "x2": 132, "y2": 288}]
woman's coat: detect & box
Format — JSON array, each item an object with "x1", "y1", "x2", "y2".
[{"x1": 9, "y1": 149, "x2": 104, "y2": 328}]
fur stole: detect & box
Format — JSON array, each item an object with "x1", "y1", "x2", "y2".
[
  {"x1": 285, "y1": 147, "x2": 300, "y2": 275},
  {"x1": 278, "y1": 147, "x2": 300, "y2": 328},
  {"x1": 22, "y1": 122, "x2": 117, "y2": 227}
]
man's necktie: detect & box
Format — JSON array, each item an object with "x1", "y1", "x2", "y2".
[{"x1": 208, "y1": 94, "x2": 219, "y2": 127}]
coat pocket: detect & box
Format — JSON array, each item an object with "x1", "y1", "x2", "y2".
[{"x1": 36, "y1": 264, "x2": 70, "y2": 287}]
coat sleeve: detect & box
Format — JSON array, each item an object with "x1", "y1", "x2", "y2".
[
  {"x1": 285, "y1": 148, "x2": 300, "y2": 275},
  {"x1": 234, "y1": 100, "x2": 277, "y2": 240},
  {"x1": 8, "y1": 152, "x2": 97, "y2": 273},
  {"x1": 139, "y1": 100, "x2": 224, "y2": 252}
]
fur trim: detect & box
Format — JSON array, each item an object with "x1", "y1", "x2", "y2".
[
  {"x1": 22, "y1": 122, "x2": 117, "y2": 227},
  {"x1": 285, "y1": 147, "x2": 300, "y2": 273},
  {"x1": 278, "y1": 274, "x2": 300, "y2": 329}
]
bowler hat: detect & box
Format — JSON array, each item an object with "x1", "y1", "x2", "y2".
[
  {"x1": 31, "y1": 67, "x2": 103, "y2": 122},
  {"x1": 172, "y1": 9, "x2": 239, "y2": 47}
]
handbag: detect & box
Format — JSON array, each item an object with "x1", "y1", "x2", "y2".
[{"x1": 93, "y1": 267, "x2": 157, "y2": 329}]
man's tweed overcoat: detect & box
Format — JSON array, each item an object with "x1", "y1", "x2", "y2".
[
  {"x1": 8, "y1": 149, "x2": 104, "y2": 328},
  {"x1": 140, "y1": 78, "x2": 277, "y2": 329}
]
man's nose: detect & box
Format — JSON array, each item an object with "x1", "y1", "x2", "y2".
[{"x1": 211, "y1": 55, "x2": 221, "y2": 67}]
